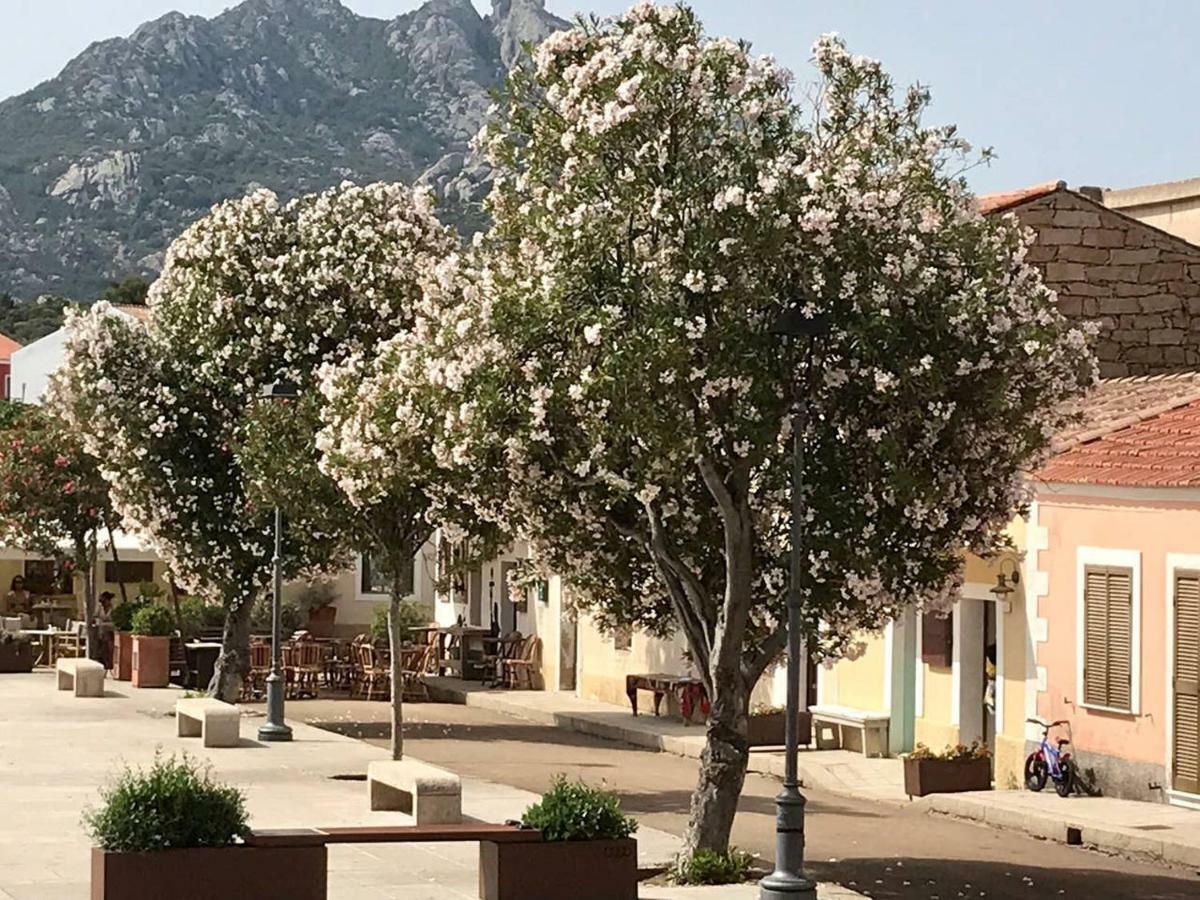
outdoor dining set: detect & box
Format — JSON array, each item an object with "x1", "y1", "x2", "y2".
[{"x1": 238, "y1": 624, "x2": 542, "y2": 703}]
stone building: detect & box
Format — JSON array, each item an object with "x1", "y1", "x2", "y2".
[{"x1": 982, "y1": 181, "x2": 1200, "y2": 377}]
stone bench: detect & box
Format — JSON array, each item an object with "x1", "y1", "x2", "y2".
[
  {"x1": 56, "y1": 657, "x2": 105, "y2": 697},
  {"x1": 176, "y1": 697, "x2": 241, "y2": 748},
  {"x1": 809, "y1": 704, "x2": 890, "y2": 758},
  {"x1": 367, "y1": 759, "x2": 462, "y2": 825}
]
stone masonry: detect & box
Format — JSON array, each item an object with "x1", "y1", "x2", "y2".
[{"x1": 1006, "y1": 188, "x2": 1200, "y2": 377}]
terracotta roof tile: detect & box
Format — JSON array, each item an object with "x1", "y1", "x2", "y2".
[
  {"x1": 977, "y1": 180, "x2": 1066, "y2": 215},
  {"x1": 114, "y1": 305, "x2": 151, "y2": 322},
  {"x1": 0, "y1": 333, "x2": 19, "y2": 361},
  {"x1": 1051, "y1": 373, "x2": 1200, "y2": 453},
  {"x1": 1040, "y1": 384, "x2": 1200, "y2": 487}
]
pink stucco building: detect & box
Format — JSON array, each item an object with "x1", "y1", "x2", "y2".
[{"x1": 1036, "y1": 373, "x2": 1200, "y2": 805}]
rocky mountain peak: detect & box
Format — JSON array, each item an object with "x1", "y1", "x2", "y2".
[{"x1": 0, "y1": 0, "x2": 568, "y2": 299}]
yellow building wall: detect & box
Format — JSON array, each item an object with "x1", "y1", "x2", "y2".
[
  {"x1": 576, "y1": 612, "x2": 694, "y2": 711},
  {"x1": 823, "y1": 631, "x2": 887, "y2": 713}
]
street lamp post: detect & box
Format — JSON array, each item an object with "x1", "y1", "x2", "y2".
[
  {"x1": 760, "y1": 306, "x2": 828, "y2": 900},
  {"x1": 257, "y1": 378, "x2": 299, "y2": 743}
]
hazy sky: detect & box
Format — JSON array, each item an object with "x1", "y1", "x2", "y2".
[{"x1": 1, "y1": 0, "x2": 1197, "y2": 194}]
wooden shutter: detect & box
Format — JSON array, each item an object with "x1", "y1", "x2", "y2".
[
  {"x1": 1082, "y1": 566, "x2": 1133, "y2": 711},
  {"x1": 1174, "y1": 572, "x2": 1200, "y2": 794}
]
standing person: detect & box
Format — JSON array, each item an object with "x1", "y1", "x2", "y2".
[
  {"x1": 95, "y1": 592, "x2": 116, "y2": 667},
  {"x1": 3, "y1": 576, "x2": 32, "y2": 619}
]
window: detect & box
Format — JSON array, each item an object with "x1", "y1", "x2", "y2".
[
  {"x1": 613, "y1": 624, "x2": 632, "y2": 652},
  {"x1": 104, "y1": 561, "x2": 154, "y2": 584},
  {"x1": 360, "y1": 552, "x2": 414, "y2": 597},
  {"x1": 23, "y1": 560, "x2": 68, "y2": 595},
  {"x1": 1082, "y1": 565, "x2": 1133, "y2": 711}
]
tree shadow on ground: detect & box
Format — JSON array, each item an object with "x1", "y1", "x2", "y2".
[
  {"x1": 308, "y1": 717, "x2": 642, "y2": 749},
  {"x1": 808, "y1": 857, "x2": 1200, "y2": 900}
]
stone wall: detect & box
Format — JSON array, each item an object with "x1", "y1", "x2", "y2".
[{"x1": 1015, "y1": 190, "x2": 1200, "y2": 377}]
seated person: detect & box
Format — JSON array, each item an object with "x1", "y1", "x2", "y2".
[
  {"x1": 2, "y1": 576, "x2": 32, "y2": 618},
  {"x1": 95, "y1": 592, "x2": 116, "y2": 667}
]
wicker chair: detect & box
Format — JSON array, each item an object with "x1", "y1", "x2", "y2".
[
  {"x1": 243, "y1": 640, "x2": 270, "y2": 700},
  {"x1": 400, "y1": 642, "x2": 434, "y2": 702},
  {"x1": 356, "y1": 642, "x2": 390, "y2": 701},
  {"x1": 286, "y1": 639, "x2": 324, "y2": 699},
  {"x1": 501, "y1": 634, "x2": 542, "y2": 690}
]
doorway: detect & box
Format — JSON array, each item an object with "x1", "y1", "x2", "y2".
[
  {"x1": 559, "y1": 605, "x2": 578, "y2": 692},
  {"x1": 467, "y1": 566, "x2": 483, "y2": 627},
  {"x1": 499, "y1": 561, "x2": 518, "y2": 633}
]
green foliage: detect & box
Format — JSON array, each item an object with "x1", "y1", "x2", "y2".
[
  {"x1": 369, "y1": 600, "x2": 428, "y2": 643},
  {"x1": 83, "y1": 753, "x2": 249, "y2": 852},
  {"x1": 296, "y1": 578, "x2": 338, "y2": 613},
  {"x1": 251, "y1": 595, "x2": 303, "y2": 635},
  {"x1": 136, "y1": 581, "x2": 165, "y2": 603},
  {"x1": 0, "y1": 293, "x2": 67, "y2": 344},
  {"x1": 177, "y1": 597, "x2": 218, "y2": 639},
  {"x1": 131, "y1": 603, "x2": 175, "y2": 636},
  {"x1": 521, "y1": 776, "x2": 638, "y2": 842},
  {"x1": 672, "y1": 848, "x2": 756, "y2": 886},
  {"x1": 109, "y1": 600, "x2": 145, "y2": 633},
  {"x1": 909, "y1": 740, "x2": 990, "y2": 761},
  {"x1": 94, "y1": 277, "x2": 150, "y2": 307},
  {"x1": 0, "y1": 400, "x2": 23, "y2": 430}
]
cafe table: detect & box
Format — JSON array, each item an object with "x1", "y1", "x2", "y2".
[{"x1": 436, "y1": 625, "x2": 491, "y2": 680}]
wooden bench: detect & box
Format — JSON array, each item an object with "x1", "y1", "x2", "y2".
[
  {"x1": 368, "y1": 759, "x2": 462, "y2": 824},
  {"x1": 56, "y1": 657, "x2": 105, "y2": 697},
  {"x1": 176, "y1": 697, "x2": 240, "y2": 747},
  {"x1": 246, "y1": 825, "x2": 544, "y2": 900},
  {"x1": 809, "y1": 704, "x2": 890, "y2": 757}
]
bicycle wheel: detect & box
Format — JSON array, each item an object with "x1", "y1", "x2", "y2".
[
  {"x1": 1055, "y1": 759, "x2": 1075, "y2": 797},
  {"x1": 1025, "y1": 753, "x2": 1048, "y2": 792}
]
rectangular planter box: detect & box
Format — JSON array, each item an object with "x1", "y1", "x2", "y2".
[
  {"x1": 903, "y1": 756, "x2": 992, "y2": 798},
  {"x1": 92, "y1": 845, "x2": 327, "y2": 900},
  {"x1": 111, "y1": 632, "x2": 133, "y2": 681},
  {"x1": 747, "y1": 710, "x2": 813, "y2": 748},
  {"x1": 131, "y1": 635, "x2": 170, "y2": 688},
  {"x1": 0, "y1": 640, "x2": 34, "y2": 673},
  {"x1": 480, "y1": 838, "x2": 637, "y2": 900},
  {"x1": 305, "y1": 605, "x2": 337, "y2": 639}
]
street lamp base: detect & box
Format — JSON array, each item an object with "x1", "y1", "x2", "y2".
[
  {"x1": 759, "y1": 872, "x2": 817, "y2": 899},
  {"x1": 257, "y1": 722, "x2": 293, "y2": 742}
]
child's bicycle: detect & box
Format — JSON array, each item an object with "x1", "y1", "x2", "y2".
[{"x1": 1024, "y1": 717, "x2": 1075, "y2": 797}]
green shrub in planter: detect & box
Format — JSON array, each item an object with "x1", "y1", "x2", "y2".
[
  {"x1": 131, "y1": 604, "x2": 176, "y2": 637},
  {"x1": 521, "y1": 776, "x2": 637, "y2": 842},
  {"x1": 84, "y1": 753, "x2": 249, "y2": 852},
  {"x1": 110, "y1": 601, "x2": 145, "y2": 633},
  {"x1": 369, "y1": 601, "x2": 427, "y2": 644},
  {"x1": 672, "y1": 847, "x2": 756, "y2": 885}
]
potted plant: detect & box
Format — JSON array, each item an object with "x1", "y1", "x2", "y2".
[
  {"x1": 87, "y1": 753, "x2": 326, "y2": 899},
  {"x1": 746, "y1": 704, "x2": 813, "y2": 748},
  {"x1": 903, "y1": 741, "x2": 993, "y2": 798},
  {"x1": 108, "y1": 600, "x2": 144, "y2": 681},
  {"x1": 131, "y1": 604, "x2": 175, "y2": 688},
  {"x1": 481, "y1": 776, "x2": 638, "y2": 900},
  {"x1": 299, "y1": 581, "x2": 339, "y2": 639},
  {"x1": 0, "y1": 632, "x2": 34, "y2": 673}
]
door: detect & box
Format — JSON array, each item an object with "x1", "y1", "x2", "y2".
[
  {"x1": 468, "y1": 566, "x2": 483, "y2": 626},
  {"x1": 1174, "y1": 571, "x2": 1200, "y2": 794},
  {"x1": 499, "y1": 561, "x2": 518, "y2": 633},
  {"x1": 559, "y1": 605, "x2": 578, "y2": 692}
]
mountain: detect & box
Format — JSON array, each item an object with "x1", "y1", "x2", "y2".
[{"x1": 0, "y1": 0, "x2": 565, "y2": 299}]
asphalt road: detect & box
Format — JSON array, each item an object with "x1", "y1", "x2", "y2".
[{"x1": 295, "y1": 699, "x2": 1200, "y2": 900}]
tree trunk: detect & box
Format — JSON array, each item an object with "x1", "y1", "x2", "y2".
[
  {"x1": 106, "y1": 525, "x2": 128, "y2": 605},
  {"x1": 387, "y1": 556, "x2": 414, "y2": 761},
  {"x1": 80, "y1": 536, "x2": 100, "y2": 662},
  {"x1": 210, "y1": 597, "x2": 255, "y2": 701},
  {"x1": 683, "y1": 682, "x2": 750, "y2": 853}
]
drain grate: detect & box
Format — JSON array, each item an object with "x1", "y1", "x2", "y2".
[
  {"x1": 1132, "y1": 824, "x2": 1173, "y2": 831},
  {"x1": 329, "y1": 773, "x2": 367, "y2": 782}
]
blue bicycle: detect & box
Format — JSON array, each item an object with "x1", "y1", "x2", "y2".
[{"x1": 1024, "y1": 717, "x2": 1075, "y2": 798}]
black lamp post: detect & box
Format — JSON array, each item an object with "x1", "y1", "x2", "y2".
[
  {"x1": 257, "y1": 378, "x2": 299, "y2": 743},
  {"x1": 760, "y1": 305, "x2": 828, "y2": 900}
]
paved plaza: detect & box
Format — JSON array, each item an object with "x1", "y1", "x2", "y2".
[{"x1": 0, "y1": 672, "x2": 682, "y2": 900}]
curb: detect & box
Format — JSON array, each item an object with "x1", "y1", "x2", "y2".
[{"x1": 921, "y1": 793, "x2": 1200, "y2": 869}]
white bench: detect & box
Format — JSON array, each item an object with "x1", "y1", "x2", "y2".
[
  {"x1": 56, "y1": 657, "x2": 106, "y2": 697},
  {"x1": 809, "y1": 704, "x2": 890, "y2": 758},
  {"x1": 368, "y1": 759, "x2": 462, "y2": 825},
  {"x1": 176, "y1": 697, "x2": 241, "y2": 748}
]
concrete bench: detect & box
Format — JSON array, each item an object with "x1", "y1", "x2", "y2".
[
  {"x1": 368, "y1": 759, "x2": 462, "y2": 825},
  {"x1": 176, "y1": 697, "x2": 241, "y2": 747},
  {"x1": 56, "y1": 657, "x2": 105, "y2": 697},
  {"x1": 810, "y1": 704, "x2": 890, "y2": 758}
]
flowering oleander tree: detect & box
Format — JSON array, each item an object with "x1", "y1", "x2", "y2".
[
  {"x1": 53, "y1": 182, "x2": 463, "y2": 703},
  {"x1": 0, "y1": 404, "x2": 114, "y2": 657},
  {"x1": 344, "y1": 4, "x2": 1097, "y2": 851}
]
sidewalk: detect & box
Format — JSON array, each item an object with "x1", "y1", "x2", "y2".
[
  {"x1": 921, "y1": 789, "x2": 1200, "y2": 868},
  {"x1": 0, "y1": 671, "x2": 681, "y2": 899},
  {"x1": 642, "y1": 884, "x2": 865, "y2": 899},
  {"x1": 425, "y1": 678, "x2": 908, "y2": 804}
]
